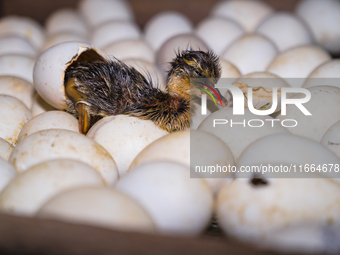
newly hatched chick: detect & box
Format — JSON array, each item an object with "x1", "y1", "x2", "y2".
[{"x1": 64, "y1": 49, "x2": 227, "y2": 134}]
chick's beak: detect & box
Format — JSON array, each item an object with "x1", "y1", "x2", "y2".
[{"x1": 202, "y1": 82, "x2": 228, "y2": 107}]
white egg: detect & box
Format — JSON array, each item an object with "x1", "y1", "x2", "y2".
[
  {"x1": 278, "y1": 86, "x2": 340, "y2": 142},
  {"x1": 321, "y1": 121, "x2": 340, "y2": 159},
  {"x1": 296, "y1": 0, "x2": 340, "y2": 54},
  {"x1": 266, "y1": 46, "x2": 331, "y2": 87},
  {"x1": 222, "y1": 34, "x2": 278, "y2": 75},
  {"x1": 37, "y1": 187, "x2": 156, "y2": 234},
  {"x1": 31, "y1": 94, "x2": 56, "y2": 117},
  {"x1": 220, "y1": 59, "x2": 241, "y2": 79},
  {"x1": 42, "y1": 33, "x2": 88, "y2": 52},
  {"x1": 198, "y1": 108, "x2": 290, "y2": 161},
  {"x1": 17, "y1": 111, "x2": 79, "y2": 143},
  {"x1": 87, "y1": 115, "x2": 168, "y2": 176},
  {"x1": 122, "y1": 58, "x2": 166, "y2": 90},
  {"x1": 91, "y1": 21, "x2": 141, "y2": 49},
  {"x1": 195, "y1": 17, "x2": 244, "y2": 55},
  {"x1": 103, "y1": 39, "x2": 155, "y2": 64},
  {"x1": 0, "y1": 158, "x2": 17, "y2": 192},
  {"x1": 211, "y1": 0, "x2": 273, "y2": 32},
  {"x1": 129, "y1": 130, "x2": 235, "y2": 192},
  {"x1": 216, "y1": 177, "x2": 340, "y2": 244},
  {"x1": 78, "y1": 0, "x2": 133, "y2": 28},
  {"x1": 144, "y1": 11, "x2": 193, "y2": 51},
  {"x1": 190, "y1": 104, "x2": 212, "y2": 130},
  {"x1": 0, "y1": 36, "x2": 36, "y2": 58},
  {"x1": 45, "y1": 8, "x2": 88, "y2": 36},
  {"x1": 304, "y1": 60, "x2": 340, "y2": 89},
  {"x1": 0, "y1": 54, "x2": 35, "y2": 83},
  {"x1": 0, "y1": 16, "x2": 45, "y2": 50},
  {"x1": 255, "y1": 12, "x2": 313, "y2": 52},
  {"x1": 0, "y1": 159, "x2": 104, "y2": 216},
  {"x1": 0, "y1": 138, "x2": 13, "y2": 160},
  {"x1": 237, "y1": 134, "x2": 340, "y2": 180},
  {"x1": 238, "y1": 71, "x2": 290, "y2": 88},
  {"x1": 116, "y1": 162, "x2": 213, "y2": 236},
  {"x1": 155, "y1": 33, "x2": 208, "y2": 77},
  {"x1": 0, "y1": 76, "x2": 34, "y2": 109},
  {"x1": 261, "y1": 224, "x2": 340, "y2": 254},
  {"x1": 33, "y1": 41, "x2": 104, "y2": 110},
  {"x1": 0, "y1": 95, "x2": 31, "y2": 145},
  {"x1": 9, "y1": 129, "x2": 119, "y2": 185}
]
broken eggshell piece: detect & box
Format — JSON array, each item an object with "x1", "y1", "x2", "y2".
[{"x1": 33, "y1": 41, "x2": 105, "y2": 110}]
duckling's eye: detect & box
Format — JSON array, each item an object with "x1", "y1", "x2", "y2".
[{"x1": 195, "y1": 70, "x2": 203, "y2": 77}]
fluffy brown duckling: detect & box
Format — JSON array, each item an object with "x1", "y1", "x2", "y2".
[{"x1": 64, "y1": 49, "x2": 227, "y2": 134}]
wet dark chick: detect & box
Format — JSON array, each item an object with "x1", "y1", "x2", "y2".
[{"x1": 64, "y1": 49, "x2": 227, "y2": 134}]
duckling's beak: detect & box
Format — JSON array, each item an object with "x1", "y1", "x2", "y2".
[{"x1": 199, "y1": 82, "x2": 228, "y2": 107}]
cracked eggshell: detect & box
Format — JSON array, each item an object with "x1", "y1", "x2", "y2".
[
  {"x1": 0, "y1": 158, "x2": 17, "y2": 192},
  {"x1": 116, "y1": 162, "x2": 213, "y2": 236},
  {"x1": 37, "y1": 186, "x2": 156, "y2": 234},
  {"x1": 78, "y1": 0, "x2": 133, "y2": 28},
  {"x1": 222, "y1": 34, "x2": 278, "y2": 75},
  {"x1": 211, "y1": 0, "x2": 273, "y2": 33},
  {"x1": 216, "y1": 177, "x2": 340, "y2": 244},
  {"x1": 0, "y1": 54, "x2": 35, "y2": 83},
  {"x1": 129, "y1": 130, "x2": 235, "y2": 192},
  {"x1": 266, "y1": 46, "x2": 331, "y2": 87},
  {"x1": 0, "y1": 16, "x2": 45, "y2": 50},
  {"x1": 0, "y1": 76, "x2": 34, "y2": 109},
  {"x1": 0, "y1": 138, "x2": 13, "y2": 160},
  {"x1": 0, "y1": 159, "x2": 104, "y2": 216},
  {"x1": 42, "y1": 33, "x2": 89, "y2": 52},
  {"x1": 0, "y1": 35, "x2": 36, "y2": 58},
  {"x1": 33, "y1": 41, "x2": 104, "y2": 110},
  {"x1": 123, "y1": 59, "x2": 165, "y2": 90},
  {"x1": 87, "y1": 115, "x2": 168, "y2": 176},
  {"x1": 304, "y1": 60, "x2": 340, "y2": 89},
  {"x1": 296, "y1": 0, "x2": 340, "y2": 54},
  {"x1": 195, "y1": 17, "x2": 244, "y2": 55},
  {"x1": 45, "y1": 8, "x2": 88, "y2": 36},
  {"x1": 103, "y1": 39, "x2": 155, "y2": 64},
  {"x1": 278, "y1": 86, "x2": 340, "y2": 142},
  {"x1": 91, "y1": 21, "x2": 141, "y2": 49},
  {"x1": 156, "y1": 33, "x2": 208, "y2": 78},
  {"x1": 145, "y1": 11, "x2": 193, "y2": 51},
  {"x1": 9, "y1": 129, "x2": 118, "y2": 185},
  {"x1": 0, "y1": 95, "x2": 31, "y2": 145},
  {"x1": 198, "y1": 108, "x2": 290, "y2": 161},
  {"x1": 31, "y1": 94, "x2": 56, "y2": 117},
  {"x1": 321, "y1": 121, "x2": 340, "y2": 159},
  {"x1": 17, "y1": 111, "x2": 78, "y2": 143},
  {"x1": 255, "y1": 12, "x2": 313, "y2": 52},
  {"x1": 237, "y1": 134, "x2": 340, "y2": 180}
]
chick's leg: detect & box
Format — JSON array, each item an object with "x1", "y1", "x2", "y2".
[{"x1": 65, "y1": 77, "x2": 91, "y2": 134}]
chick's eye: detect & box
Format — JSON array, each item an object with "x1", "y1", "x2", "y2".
[{"x1": 195, "y1": 70, "x2": 203, "y2": 77}]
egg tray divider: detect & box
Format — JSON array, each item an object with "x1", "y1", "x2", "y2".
[{"x1": 0, "y1": 212, "x2": 293, "y2": 255}]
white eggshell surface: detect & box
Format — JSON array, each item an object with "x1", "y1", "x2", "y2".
[
  {"x1": 198, "y1": 108, "x2": 290, "y2": 160},
  {"x1": 0, "y1": 138, "x2": 13, "y2": 160},
  {"x1": 216, "y1": 177, "x2": 340, "y2": 243},
  {"x1": 116, "y1": 162, "x2": 213, "y2": 236},
  {"x1": 0, "y1": 158, "x2": 17, "y2": 192},
  {"x1": 0, "y1": 54, "x2": 35, "y2": 83},
  {"x1": 304, "y1": 60, "x2": 340, "y2": 89},
  {"x1": 0, "y1": 36, "x2": 36, "y2": 58},
  {"x1": 278, "y1": 86, "x2": 340, "y2": 142},
  {"x1": 87, "y1": 115, "x2": 168, "y2": 176},
  {"x1": 211, "y1": 0, "x2": 273, "y2": 32},
  {"x1": 0, "y1": 76, "x2": 34, "y2": 109},
  {"x1": 321, "y1": 121, "x2": 340, "y2": 160},
  {"x1": 222, "y1": 34, "x2": 278, "y2": 75},
  {"x1": 37, "y1": 187, "x2": 156, "y2": 234},
  {"x1": 0, "y1": 159, "x2": 104, "y2": 216},
  {"x1": 17, "y1": 111, "x2": 79, "y2": 143},
  {"x1": 9, "y1": 129, "x2": 118, "y2": 185},
  {"x1": 31, "y1": 94, "x2": 56, "y2": 117},
  {"x1": 0, "y1": 95, "x2": 31, "y2": 145}
]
